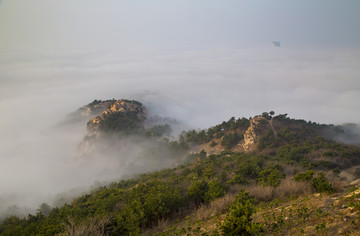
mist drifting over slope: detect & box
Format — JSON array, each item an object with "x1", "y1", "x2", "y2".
[
  {"x1": 0, "y1": 0, "x2": 360, "y2": 217},
  {"x1": 1, "y1": 47, "x2": 360, "y2": 216}
]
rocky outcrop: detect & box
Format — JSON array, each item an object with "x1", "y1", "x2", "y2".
[
  {"x1": 78, "y1": 99, "x2": 148, "y2": 156},
  {"x1": 62, "y1": 100, "x2": 118, "y2": 125},
  {"x1": 79, "y1": 100, "x2": 117, "y2": 118},
  {"x1": 198, "y1": 116, "x2": 269, "y2": 154},
  {"x1": 242, "y1": 116, "x2": 266, "y2": 152},
  {"x1": 87, "y1": 99, "x2": 148, "y2": 134}
]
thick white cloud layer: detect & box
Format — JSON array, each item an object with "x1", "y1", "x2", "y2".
[
  {"x1": 1, "y1": 47, "x2": 359, "y2": 126},
  {"x1": 1, "y1": 47, "x2": 359, "y2": 213}
]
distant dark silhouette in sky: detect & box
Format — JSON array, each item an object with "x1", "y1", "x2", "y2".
[{"x1": 272, "y1": 41, "x2": 281, "y2": 47}]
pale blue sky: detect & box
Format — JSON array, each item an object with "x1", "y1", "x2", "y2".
[{"x1": 0, "y1": 0, "x2": 359, "y2": 50}]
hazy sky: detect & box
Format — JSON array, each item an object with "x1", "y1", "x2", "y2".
[
  {"x1": 1, "y1": 0, "x2": 360, "y2": 50},
  {"x1": 0, "y1": 0, "x2": 360, "y2": 214}
]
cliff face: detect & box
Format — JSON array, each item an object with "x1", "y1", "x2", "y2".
[{"x1": 242, "y1": 116, "x2": 266, "y2": 152}]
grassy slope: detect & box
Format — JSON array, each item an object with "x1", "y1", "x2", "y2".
[{"x1": 151, "y1": 187, "x2": 360, "y2": 236}]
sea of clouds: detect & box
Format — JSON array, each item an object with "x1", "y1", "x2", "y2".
[{"x1": 0, "y1": 46, "x2": 359, "y2": 216}]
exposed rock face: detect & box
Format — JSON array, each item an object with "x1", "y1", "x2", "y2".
[
  {"x1": 79, "y1": 100, "x2": 117, "y2": 118},
  {"x1": 87, "y1": 99, "x2": 148, "y2": 135},
  {"x1": 78, "y1": 99, "x2": 148, "y2": 156},
  {"x1": 242, "y1": 116, "x2": 266, "y2": 152},
  {"x1": 62, "y1": 100, "x2": 118, "y2": 125},
  {"x1": 199, "y1": 116, "x2": 269, "y2": 155}
]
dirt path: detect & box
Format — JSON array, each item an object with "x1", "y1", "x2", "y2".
[
  {"x1": 269, "y1": 118, "x2": 277, "y2": 136},
  {"x1": 268, "y1": 118, "x2": 291, "y2": 145}
]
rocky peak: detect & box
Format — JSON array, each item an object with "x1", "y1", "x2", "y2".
[
  {"x1": 77, "y1": 99, "x2": 116, "y2": 118},
  {"x1": 87, "y1": 99, "x2": 148, "y2": 134},
  {"x1": 108, "y1": 100, "x2": 146, "y2": 114},
  {"x1": 86, "y1": 100, "x2": 116, "y2": 116}
]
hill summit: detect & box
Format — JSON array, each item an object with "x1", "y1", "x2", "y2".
[
  {"x1": 181, "y1": 111, "x2": 349, "y2": 156},
  {"x1": 87, "y1": 99, "x2": 147, "y2": 135}
]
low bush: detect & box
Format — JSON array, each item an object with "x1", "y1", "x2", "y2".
[
  {"x1": 221, "y1": 189, "x2": 261, "y2": 235},
  {"x1": 312, "y1": 173, "x2": 335, "y2": 194},
  {"x1": 293, "y1": 170, "x2": 334, "y2": 194}
]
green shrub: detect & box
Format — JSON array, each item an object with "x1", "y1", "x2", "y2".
[
  {"x1": 221, "y1": 190, "x2": 261, "y2": 235},
  {"x1": 293, "y1": 170, "x2": 314, "y2": 182},
  {"x1": 276, "y1": 144, "x2": 310, "y2": 164},
  {"x1": 221, "y1": 133, "x2": 243, "y2": 149},
  {"x1": 232, "y1": 159, "x2": 262, "y2": 184},
  {"x1": 312, "y1": 172, "x2": 334, "y2": 194},
  {"x1": 257, "y1": 167, "x2": 285, "y2": 187},
  {"x1": 278, "y1": 128, "x2": 302, "y2": 144},
  {"x1": 258, "y1": 129, "x2": 277, "y2": 149},
  {"x1": 313, "y1": 160, "x2": 339, "y2": 171},
  {"x1": 97, "y1": 111, "x2": 142, "y2": 133},
  {"x1": 144, "y1": 124, "x2": 171, "y2": 137},
  {"x1": 323, "y1": 151, "x2": 337, "y2": 157},
  {"x1": 186, "y1": 180, "x2": 209, "y2": 206},
  {"x1": 204, "y1": 178, "x2": 226, "y2": 203},
  {"x1": 293, "y1": 171, "x2": 334, "y2": 193},
  {"x1": 210, "y1": 141, "x2": 217, "y2": 147},
  {"x1": 333, "y1": 167, "x2": 341, "y2": 175}
]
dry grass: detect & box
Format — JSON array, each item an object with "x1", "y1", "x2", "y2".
[
  {"x1": 254, "y1": 184, "x2": 360, "y2": 236},
  {"x1": 63, "y1": 216, "x2": 111, "y2": 236},
  {"x1": 327, "y1": 173, "x2": 347, "y2": 192},
  {"x1": 275, "y1": 178, "x2": 313, "y2": 198},
  {"x1": 143, "y1": 194, "x2": 235, "y2": 235},
  {"x1": 192, "y1": 185, "x2": 246, "y2": 221},
  {"x1": 245, "y1": 178, "x2": 313, "y2": 201},
  {"x1": 152, "y1": 218, "x2": 170, "y2": 233},
  {"x1": 245, "y1": 185, "x2": 274, "y2": 201},
  {"x1": 282, "y1": 164, "x2": 298, "y2": 176},
  {"x1": 227, "y1": 184, "x2": 242, "y2": 194},
  {"x1": 193, "y1": 194, "x2": 235, "y2": 220}
]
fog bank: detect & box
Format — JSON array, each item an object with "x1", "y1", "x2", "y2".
[{"x1": 0, "y1": 46, "x2": 360, "y2": 215}]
